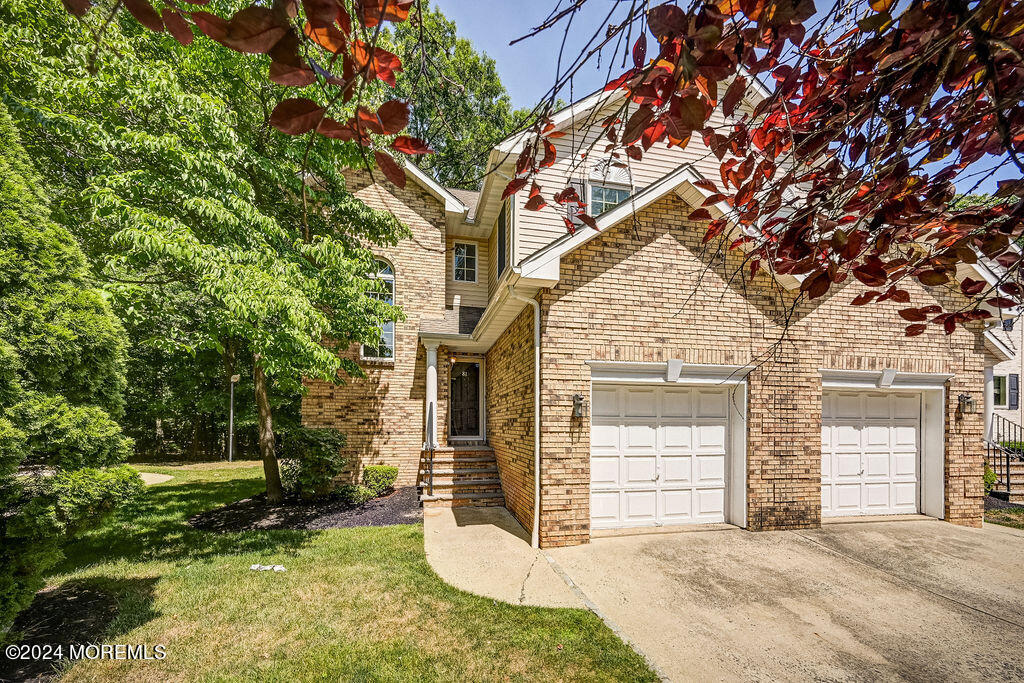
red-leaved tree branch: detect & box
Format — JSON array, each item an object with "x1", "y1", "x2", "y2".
[
  {"x1": 63, "y1": 0, "x2": 433, "y2": 191},
  {"x1": 505, "y1": 0, "x2": 1024, "y2": 335}
]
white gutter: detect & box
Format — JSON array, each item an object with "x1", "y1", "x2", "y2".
[{"x1": 507, "y1": 284, "x2": 542, "y2": 549}]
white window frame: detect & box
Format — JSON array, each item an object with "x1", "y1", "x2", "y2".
[
  {"x1": 994, "y1": 374, "x2": 1009, "y2": 408},
  {"x1": 361, "y1": 259, "x2": 396, "y2": 362},
  {"x1": 453, "y1": 241, "x2": 478, "y2": 283},
  {"x1": 589, "y1": 182, "x2": 632, "y2": 216}
]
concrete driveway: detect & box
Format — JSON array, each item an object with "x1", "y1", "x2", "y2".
[{"x1": 547, "y1": 519, "x2": 1024, "y2": 681}]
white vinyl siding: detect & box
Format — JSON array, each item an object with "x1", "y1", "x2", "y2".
[{"x1": 446, "y1": 237, "x2": 488, "y2": 308}]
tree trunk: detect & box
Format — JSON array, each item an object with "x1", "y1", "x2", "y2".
[{"x1": 253, "y1": 354, "x2": 283, "y2": 503}]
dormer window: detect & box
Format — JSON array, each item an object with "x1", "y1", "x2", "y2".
[{"x1": 590, "y1": 184, "x2": 631, "y2": 216}]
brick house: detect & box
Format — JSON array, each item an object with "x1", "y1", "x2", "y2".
[{"x1": 303, "y1": 90, "x2": 995, "y2": 547}]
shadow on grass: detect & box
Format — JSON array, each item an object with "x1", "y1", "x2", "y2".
[
  {"x1": 0, "y1": 577, "x2": 158, "y2": 682},
  {"x1": 56, "y1": 474, "x2": 317, "y2": 573}
]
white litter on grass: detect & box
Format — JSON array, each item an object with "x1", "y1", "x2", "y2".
[{"x1": 250, "y1": 564, "x2": 287, "y2": 572}]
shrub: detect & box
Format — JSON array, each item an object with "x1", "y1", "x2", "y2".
[
  {"x1": 984, "y1": 463, "x2": 998, "y2": 495},
  {"x1": 337, "y1": 484, "x2": 375, "y2": 506},
  {"x1": 280, "y1": 427, "x2": 347, "y2": 500},
  {"x1": 363, "y1": 465, "x2": 398, "y2": 497}
]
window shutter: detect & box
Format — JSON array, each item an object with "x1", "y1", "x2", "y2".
[
  {"x1": 496, "y1": 201, "x2": 507, "y2": 278},
  {"x1": 567, "y1": 179, "x2": 586, "y2": 226},
  {"x1": 1011, "y1": 374, "x2": 1019, "y2": 410}
]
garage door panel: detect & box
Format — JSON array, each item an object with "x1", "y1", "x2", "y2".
[
  {"x1": 660, "y1": 489, "x2": 693, "y2": 522},
  {"x1": 695, "y1": 488, "x2": 725, "y2": 520},
  {"x1": 822, "y1": 391, "x2": 920, "y2": 518},
  {"x1": 661, "y1": 455, "x2": 692, "y2": 485},
  {"x1": 624, "y1": 456, "x2": 657, "y2": 485},
  {"x1": 625, "y1": 389, "x2": 656, "y2": 417},
  {"x1": 590, "y1": 491, "x2": 619, "y2": 526},
  {"x1": 661, "y1": 389, "x2": 692, "y2": 417},
  {"x1": 660, "y1": 423, "x2": 692, "y2": 450},
  {"x1": 591, "y1": 384, "x2": 732, "y2": 529},
  {"x1": 696, "y1": 390, "x2": 728, "y2": 418},
  {"x1": 624, "y1": 490, "x2": 657, "y2": 523},
  {"x1": 695, "y1": 422, "x2": 727, "y2": 451},
  {"x1": 592, "y1": 387, "x2": 619, "y2": 417},
  {"x1": 590, "y1": 423, "x2": 619, "y2": 452}
]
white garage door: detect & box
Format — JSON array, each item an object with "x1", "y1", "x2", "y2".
[
  {"x1": 591, "y1": 384, "x2": 729, "y2": 529},
  {"x1": 821, "y1": 391, "x2": 921, "y2": 517}
]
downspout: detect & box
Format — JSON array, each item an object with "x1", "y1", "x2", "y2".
[{"x1": 507, "y1": 284, "x2": 541, "y2": 549}]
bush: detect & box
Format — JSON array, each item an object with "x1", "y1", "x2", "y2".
[
  {"x1": 337, "y1": 484, "x2": 375, "y2": 506},
  {"x1": 985, "y1": 463, "x2": 998, "y2": 495},
  {"x1": 363, "y1": 465, "x2": 398, "y2": 497},
  {"x1": 280, "y1": 428, "x2": 347, "y2": 500}
]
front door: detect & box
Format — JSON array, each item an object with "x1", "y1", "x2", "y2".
[{"x1": 450, "y1": 361, "x2": 481, "y2": 438}]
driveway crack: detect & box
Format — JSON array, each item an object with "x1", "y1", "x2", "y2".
[{"x1": 519, "y1": 555, "x2": 538, "y2": 604}]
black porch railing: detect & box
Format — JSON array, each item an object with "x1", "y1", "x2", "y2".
[{"x1": 987, "y1": 414, "x2": 1024, "y2": 493}]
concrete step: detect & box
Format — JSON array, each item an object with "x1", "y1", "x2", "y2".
[
  {"x1": 419, "y1": 479, "x2": 502, "y2": 492},
  {"x1": 421, "y1": 491, "x2": 505, "y2": 508},
  {"x1": 418, "y1": 467, "x2": 499, "y2": 477},
  {"x1": 420, "y1": 457, "x2": 497, "y2": 468}
]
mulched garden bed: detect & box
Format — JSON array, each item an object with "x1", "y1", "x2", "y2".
[
  {"x1": 188, "y1": 485, "x2": 421, "y2": 532},
  {"x1": 0, "y1": 583, "x2": 120, "y2": 682},
  {"x1": 985, "y1": 494, "x2": 1024, "y2": 511}
]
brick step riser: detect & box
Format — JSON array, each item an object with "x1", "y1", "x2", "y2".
[
  {"x1": 418, "y1": 460, "x2": 498, "y2": 470},
  {"x1": 419, "y1": 484, "x2": 503, "y2": 495}
]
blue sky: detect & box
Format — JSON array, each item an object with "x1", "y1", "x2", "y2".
[{"x1": 434, "y1": 0, "x2": 1014, "y2": 195}]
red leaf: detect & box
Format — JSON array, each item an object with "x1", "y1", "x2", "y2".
[
  {"x1": 61, "y1": 0, "x2": 92, "y2": 18},
  {"x1": 304, "y1": 22, "x2": 346, "y2": 53},
  {"x1": 222, "y1": 7, "x2": 289, "y2": 53},
  {"x1": 960, "y1": 277, "x2": 986, "y2": 296},
  {"x1": 689, "y1": 208, "x2": 713, "y2": 221},
  {"x1": 302, "y1": 0, "x2": 339, "y2": 27},
  {"x1": 722, "y1": 76, "x2": 746, "y2": 118},
  {"x1": 898, "y1": 308, "x2": 928, "y2": 322},
  {"x1": 905, "y1": 324, "x2": 927, "y2": 337},
  {"x1": 374, "y1": 150, "x2": 406, "y2": 188},
  {"x1": 124, "y1": 0, "x2": 164, "y2": 31},
  {"x1": 943, "y1": 316, "x2": 957, "y2": 335},
  {"x1": 647, "y1": 4, "x2": 687, "y2": 39},
  {"x1": 269, "y1": 98, "x2": 326, "y2": 135},
  {"x1": 352, "y1": 40, "x2": 402, "y2": 86},
  {"x1": 917, "y1": 270, "x2": 949, "y2": 286},
  {"x1": 357, "y1": 0, "x2": 414, "y2": 27},
  {"x1": 524, "y1": 195, "x2": 547, "y2": 211},
  {"x1": 802, "y1": 272, "x2": 831, "y2": 299},
  {"x1": 693, "y1": 179, "x2": 718, "y2": 193},
  {"x1": 579, "y1": 214, "x2": 599, "y2": 231},
  {"x1": 626, "y1": 145, "x2": 642, "y2": 161},
  {"x1": 703, "y1": 219, "x2": 727, "y2": 243},
  {"x1": 540, "y1": 139, "x2": 557, "y2": 168},
  {"x1": 163, "y1": 9, "x2": 193, "y2": 45},
  {"x1": 623, "y1": 106, "x2": 655, "y2": 145},
  {"x1": 391, "y1": 136, "x2": 433, "y2": 155},
  {"x1": 376, "y1": 100, "x2": 409, "y2": 134},
  {"x1": 502, "y1": 178, "x2": 528, "y2": 200},
  {"x1": 270, "y1": 60, "x2": 316, "y2": 86},
  {"x1": 986, "y1": 297, "x2": 1018, "y2": 309},
  {"x1": 632, "y1": 33, "x2": 647, "y2": 69},
  {"x1": 191, "y1": 11, "x2": 229, "y2": 42},
  {"x1": 851, "y1": 291, "x2": 879, "y2": 306}
]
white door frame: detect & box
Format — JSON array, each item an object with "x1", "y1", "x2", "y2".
[
  {"x1": 819, "y1": 369, "x2": 949, "y2": 519},
  {"x1": 449, "y1": 357, "x2": 486, "y2": 441},
  {"x1": 587, "y1": 361, "x2": 750, "y2": 528}
]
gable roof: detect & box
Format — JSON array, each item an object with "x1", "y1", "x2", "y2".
[{"x1": 404, "y1": 162, "x2": 468, "y2": 214}]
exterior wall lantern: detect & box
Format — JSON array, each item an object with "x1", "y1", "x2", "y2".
[
  {"x1": 572, "y1": 393, "x2": 586, "y2": 418},
  {"x1": 957, "y1": 393, "x2": 977, "y2": 415}
]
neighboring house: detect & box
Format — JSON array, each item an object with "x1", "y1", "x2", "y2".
[
  {"x1": 983, "y1": 317, "x2": 1023, "y2": 430},
  {"x1": 303, "y1": 89, "x2": 988, "y2": 548}
]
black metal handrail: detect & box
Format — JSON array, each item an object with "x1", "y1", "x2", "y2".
[{"x1": 987, "y1": 414, "x2": 1024, "y2": 493}]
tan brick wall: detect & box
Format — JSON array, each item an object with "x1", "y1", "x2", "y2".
[
  {"x1": 301, "y1": 172, "x2": 449, "y2": 486},
  {"x1": 486, "y1": 306, "x2": 535, "y2": 531},
  {"x1": 537, "y1": 192, "x2": 985, "y2": 547}
]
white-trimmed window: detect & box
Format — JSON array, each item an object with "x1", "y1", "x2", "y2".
[
  {"x1": 453, "y1": 242, "x2": 477, "y2": 282},
  {"x1": 995, "y1": 375, "x2": 1008, "y2": 408},
  {"x1": 362, "y1": 259, "x2": 395, "y2": 360},
  {"x1": 590, "y1": 183, "x2": 631, "y2": 216}
]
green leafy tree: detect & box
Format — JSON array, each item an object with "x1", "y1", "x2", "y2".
[
  {"x1": 0, "y1": 103, "x2": 142, "y2": 637},
  {"x1": 0, "y1": 0, "x2": 408, "y2": 501},
  {"x1": 392, "y1": 3, "x2": 530, "y2": 188}
]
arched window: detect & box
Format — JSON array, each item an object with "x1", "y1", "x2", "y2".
[{"x1": 362, "y1": 259, "x2": 395, "y2": 360}]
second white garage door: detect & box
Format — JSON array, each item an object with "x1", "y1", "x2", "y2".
[
  {"x1": 590, "y1": 384, "x2": 729, "y2": 529},
  {"x1": 821, "y1": 391, "x2": 921, "y2": 517}
]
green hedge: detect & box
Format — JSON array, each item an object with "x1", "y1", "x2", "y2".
[{"x1": 362, "y1": 465, "x2": 398, "y2": 497}]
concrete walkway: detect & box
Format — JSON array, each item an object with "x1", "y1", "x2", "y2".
[
  {"x1": 423, "y1": 506, "x2": 582, "y2": 608},
  {"x1": 139, "y1": 472, "x2": 173, "y2": 486},
  {"x1": 547, "y1": 518, "x2": 1024, "y2": 681}
]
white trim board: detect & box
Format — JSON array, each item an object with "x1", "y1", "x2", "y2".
[
  {"x1": 819, "y1": 369, "x2": 952, "y2": 391},
  {"x1": 588, "y1": 360, "x2": 754, "y2": 385}
]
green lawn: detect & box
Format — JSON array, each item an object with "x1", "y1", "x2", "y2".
[
  {"x1": 39, "y1": 462, "x2": 654, "y2": 682},
  {"x1": 985, "y1": 502, "x2": 1024, "y2": 530}
]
